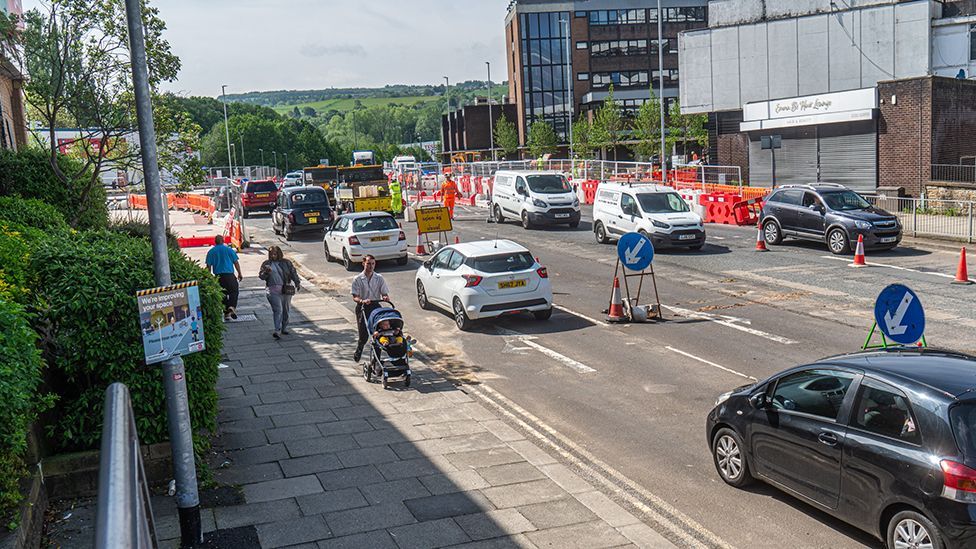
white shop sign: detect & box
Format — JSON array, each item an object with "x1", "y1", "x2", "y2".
[{"x1": 741, "y1": 88, "x2": 878, "y2": 131}]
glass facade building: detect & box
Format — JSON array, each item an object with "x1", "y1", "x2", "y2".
[{"x1": 519, "y1": 11, "x2": 572, "y2": 139}]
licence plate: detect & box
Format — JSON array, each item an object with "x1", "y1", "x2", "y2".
[
  {"x1": 678, "y1": 234, "x2": 696, "y2": 240},
  {"x1": 498, "y1": 279, "x2": 527, "y2": 289},
  {"x1": 879, "y1": 236, "x2": 897, "y2": 244},
  {"x1": 304, "y1": 211, "x2": 321, "y2": 218},
  {"x1": 307, "y1": 217, "x2": 318, "y2": 224},
  {"x1": 372, "y1": 235, "x2": 391, "y2": 242},
  {"x1": 554, "y1": 213, "x2": 570, "y2": 219},
  {"x1": 256, "y1": 193, "x2": 270, "y2": 198}
]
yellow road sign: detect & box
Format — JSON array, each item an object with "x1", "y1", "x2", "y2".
[{"x1": 416, "y1": 206, "x2": 453, "y2": 234}]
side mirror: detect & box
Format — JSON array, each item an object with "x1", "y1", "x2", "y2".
[
  {"x1": 423, "y1": 260, "x2": 433, "y2": 271},
  {"x1": 749, "y1": 392, "x2": 768, "y2": 409}
]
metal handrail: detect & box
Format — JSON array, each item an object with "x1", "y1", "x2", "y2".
[{"x1": 94, "y1": 383, "x2": 158, "y2": 549}]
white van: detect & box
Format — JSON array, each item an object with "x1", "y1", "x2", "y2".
[
  {"x1": 593, "y1": 182, "x2": 705, "y2": 250},
  {"x1": 490, "y1": 170, "x2": 581, "y2": 229}
]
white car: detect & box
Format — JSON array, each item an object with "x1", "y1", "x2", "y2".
[
  {"x1": 283, "y1": 171, "x2": 304, "y2": 187},
  {"x1": 415, "y1": 240, "x2": 553, "y2": 331},
  {"x1": 592, "y1": 182, "x2": 706, "y2": 250},
  {"x1": 323, "y1": 212, "x2": 408, "y2": 271}
]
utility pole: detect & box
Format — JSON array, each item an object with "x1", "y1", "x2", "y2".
[
  {"x1": 124, "y1": 0, "x2": 201, "y2": 546},
  {"x1": 221, "y1": 85, "x2": 233, "y2": 179},
  {"x1": 486, "y1": 62, "x2": 496, "y2": 162},
  {"x1": 273, "y1": 150, "x2": 278, "y2": 175},
  {"x1": 283, "y1": 152, "x2": 289, "y2": 173},
  {"x1": 259, "y1": 148, "x2": 265, "y2": 177},
  {"x1": 657, "y1": 0, "x2": 667, "y2": 183},
  {"x1": 443, "y1": 76, "x2": 450, "y2": 112},
  {"x1": 562, "y1": 18, "x2": 574, "y2": 161},
  {"x1": 239, "y1": 131, "x2": 246, "y2": 171}
]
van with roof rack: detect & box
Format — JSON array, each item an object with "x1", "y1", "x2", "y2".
[{"x1": 592, "y1": 182, "x2": 705, "y2": 250}]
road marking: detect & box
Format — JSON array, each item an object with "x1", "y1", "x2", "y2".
[
  {"x1": 496, "y1": 327, "x2": 596, "y2": 373},
  {"x1": 663, "y1": 305, "x2": 798, "y2": 344},
  {"x1": 723, "y1": 270, "x2": 848, "y2": 297},
  {"x1": 820, "y1": 255, "x2": 972, "y2": 282},
  {"x1": 553, "y1": 304, "x2": 609, "y2": 327},
  {"x1": 666, "y1": 346, "x2": 757, "y2": 381}
]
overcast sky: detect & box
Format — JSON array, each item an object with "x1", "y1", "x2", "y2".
[{"x1": 22, "y1": 0, "x2": 510, "y2": 97}]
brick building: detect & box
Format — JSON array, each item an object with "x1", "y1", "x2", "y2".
[
  {"x1": 441, "y1": 100, "x2": 518, "y2": 160},
  {"x1": 0, "y1": 54, "x2": 27, "y2": 151}
]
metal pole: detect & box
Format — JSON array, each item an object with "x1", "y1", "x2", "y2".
[
  {"x1": 238, "y1": 132, "x2": 246, "y2": 171},
  {"x1": 273, "y1": 151, "x2": 278, "y2": 174},
  {"x1": 657, "y1": 0, "x2": 666, "y2": 183},
  {"x1": 123, "y1": 1, "x2": 201, "y2": 547},
  {"x1": 443, "y1": 76, "x2": 450, "y2": 113},
  {"x1": 284, "y1": 152, "x2": 289, "y2": 173},
  {"x1": 221, "y1": 85, "x2": 233, "y2": 179},
  {"x1": 259, "y1": 148, "x2": 264, "y2": 167},
  {"x1": 563, "y1": 18, "x2": 574, "y2": 161},
  {"x1": 486, "y1": 62, "x2": 495, "y2": 162}
]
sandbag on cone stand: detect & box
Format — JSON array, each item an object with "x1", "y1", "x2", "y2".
[
  {"x1": 850, "y1": 235, "x2": 867, "y2": 268},
  {"x1": 953, "y1": 247, "x2": 973, "y2": 285},
  {"x1": 607, "y1": 277, "x2": 626, "y2": 323}
]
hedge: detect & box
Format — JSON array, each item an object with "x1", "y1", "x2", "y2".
[
  {"x1": 31, "y1": 231, "x2": 225, "y2": 451},
  {"x1": 0, "y1": 197, "x2": 70, "y2": 234},
  {"x1": 108, "y1": 219, "x2": 181, "y2": 252}
]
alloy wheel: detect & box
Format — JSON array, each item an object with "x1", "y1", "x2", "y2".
[
  {"x1": 715, "y1": 434, "x2": 742, "y2": 481},
  {"x1": 764, "y1": 222, "x2": 779, "y2": 244},
  {"x1": 828, "y1": 229, "x2": 849, "y2": 254},
  {"x1": 892, "y1": 519, "x2": 933, "y2": 549}
]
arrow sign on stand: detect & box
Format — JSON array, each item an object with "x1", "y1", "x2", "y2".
[
  {"x1": 874, "y1": 284, "x2": 925, "y2": 345},
  {"x1": 617, "y1": 232, "x2": 655, "y2": 272}
]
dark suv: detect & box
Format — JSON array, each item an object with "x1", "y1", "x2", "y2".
[
  {"x1": 760, "y1": 183, "x2": 901, "y2": 254},
  {"x1": 707, "y1": 348, "x2": 976, "y2": 549}
]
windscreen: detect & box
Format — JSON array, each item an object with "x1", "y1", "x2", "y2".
[
  {"x1": 352, "y1": 216, "x2": 399, "y2": 233},
  {"x1": 820, "y1": 190, "x2": 870, "y2": 211},
  {"x1": 340, "y1": 168, "x2": 385, "y2": 183},
  {"x1": 951, "y1": 403, "x2": 976, "y2": 456},
  {"x1": 467, "y1": 252, "x2": 535, "y2": 273},
  {"x1": 290, "y1": 190, "x2": 329, "y2": 207},
  {"x1": 245, "y1": 181, "x2": 278, "y2": 193},
  {"x1": 526, "y1": 175, "x2": 571, "y2": 194},
  {"x1": 637, "y1": 192, "x2": 690, "y2": 214}
]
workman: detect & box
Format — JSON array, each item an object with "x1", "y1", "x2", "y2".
[
  {"x1": 389, "y1": 177, "x2": 403, "y2": 217},
  {"x1": 441, "y1": 175, "x2": 461, "y2": 219}
]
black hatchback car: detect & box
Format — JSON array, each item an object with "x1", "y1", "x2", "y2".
[
  {"x1": 707, "y1": 349, "x2": 976, "y2": 549},
  {"x1": 271, "y1": 186, "x2": 333, "y2": 240},
  {"x1": 760, "y1": 183, "x2": 902, "y2": 254}
]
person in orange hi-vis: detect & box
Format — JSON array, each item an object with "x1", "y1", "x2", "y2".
[{"x1": 441, "y1": 175, "x2": 462, "y2": 219}]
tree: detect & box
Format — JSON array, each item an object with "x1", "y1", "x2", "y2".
[
  {"x1": 18, "y1": 0, "x2": 191, "y2": 226},
  {"x1": 571, "y1": 115, "x2": 594, "y2": 159},
  {"x1": 630, "y1": 89, "x2": 662, "y2": 161},
  {"x1": 290, "y1": 106, "x2": 301, "y2": 118},
  {"x1": 494, "y1": 115, "x2": 520, "y2": 159},
  {"x1": 301, "y1": 106, "x2": 317, "y2": 117},
  {"x1": 591, "y1": 85, "x2": 623, "y2": 160},
  {"x1": 666, "y1": 99, "x2": 708, "y2": 158},
  {"x1": 526, "y1": 121, "x2": 558, "y2": 158}
]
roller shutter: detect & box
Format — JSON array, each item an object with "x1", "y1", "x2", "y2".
[{"x1": 817, "y1": 122, "x2": 877, "y2": 193}]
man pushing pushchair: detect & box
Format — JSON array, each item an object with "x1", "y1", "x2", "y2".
[{"x1": 362, "y1": 302, "x2": 412, "y2": 389}]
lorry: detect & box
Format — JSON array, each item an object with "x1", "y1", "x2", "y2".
[
  {"x1": 334, "y1": 165, "x2": 391, "y2": 214},
  {"x1": 302, "y1": 165, "x2": 339, "y2": 192},
  {"x1": 351, "y1": 150, "x2": 375, "y2": 166}
]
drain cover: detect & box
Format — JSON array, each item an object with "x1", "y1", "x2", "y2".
[{"x1": 226, "y1": 313, "x2": 258, "y2": 322}]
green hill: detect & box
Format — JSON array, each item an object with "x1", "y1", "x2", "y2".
[{"x1": 272, "y1": 95, "x2": 436, "y2": 115}]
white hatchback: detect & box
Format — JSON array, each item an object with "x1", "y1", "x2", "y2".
[
  {"x1": 415, "y1": 240, "x2": 553, "y2": 331},
  {"x1": 324, "y1": 212, "x2": 408, "y2": 271}
]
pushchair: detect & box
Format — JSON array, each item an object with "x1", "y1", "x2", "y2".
[{"x1": 362, "y1": 301, "x2": 412, "y2": 389}]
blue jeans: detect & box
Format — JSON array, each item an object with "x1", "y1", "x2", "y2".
[{"x1": 267, "y1": 292, "x2": 293, "y2": 332}]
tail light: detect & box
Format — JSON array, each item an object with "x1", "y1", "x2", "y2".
[
  {"x1": 537, "y1": 267, "x2": 549, "y2": 279},
  {"x1": 349, "y1": 236, "x2": 361, "y2": 245},
  {"x1": 941, "y1": 460, "x2": 976, "y2": 502},
  {"x1": 243, "y1": 192, "x2": 254, "y2": 199},
  {"x1": 462, "y1": 274, "x2": 482, "y2": 287},
  {"x1": 398, "y1": 231, "x2": 406, "y2": 241}
]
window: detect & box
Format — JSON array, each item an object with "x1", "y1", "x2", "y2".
[
  {"x1": 664, "y1": 7, "x2": 706, "y2": 22},
  {"x1": 652, "y1": 69, "x2": 679, "y2": 83},
  {"x1": 590, "y1": 40, "x2": 648, "y2": 58},
  {"x1": 820, "y1": 190, "x2": 870, "y2": 211},
  {"x1": 576, "y1": 41, "x2": 588, "y2": 49},
  {"x1": 801, "y1": 192, "x2": 823, "y2": 210},
  {"x1": 852, "y1": 380, "x2": 919, "y2": 444},
  {"x1": 589, "y1": 9, "x2": 645, "y2": 25},
  {"x1": 244, "y1": 181, "x2": 278, "y2": 193},
  {"x1": 971, "y1": 24, "x2": 976, "y2": 62},
  {"x1": 447, "y1": 252, "x2": 465, "y2": 271},
  {"x1": 520, "y1": 11, "x2": 572, "y2": 138},
  {"x1": 577, "y1": 72, "x2": 589, "y2": 81},
  {"x1": 467, "y1": 252, "x2": 536, "y2": 273},
  {"x1": 770, "y1": 369, "x2": 856, "y2": 421},
  {"x1": 592, "y1": 71, "x2": 648, "y2": 89},
  {"x1": 650, "y1": 39, "x2": 677, "y2": 55},
  {"x1": 289, "y1": 190, "x2": 328, "y2": 206},
  {"x1": 620, "y1": 194, "x2": 640, "y2": 216},
  {"x1": 432, "y1": 249, "x2": 454, "y2": 270},
  {"x1": 352, "y1": 216, "x2": 399, "y2": 233},
  {"x1": 637, "y1": 192, "x2": 691, "y2": 214},
  {"x1": 575, "y1": 11, "x2": 586, "y2": 18},
  {"x1": 775, "y1": 189, "x2": 804, "y2": 206}
]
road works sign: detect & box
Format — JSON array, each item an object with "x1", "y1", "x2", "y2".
[
  {"x1": 617, "y1": 232, "x2": 654, "y2": 271},
  {"x1": 416, "y1": 205, "x2": 453, "y2": 234},
  {"x1": 874, "y1": 284, "x2": 925, "y2": 345},
  {"x1": 137, "y1": 281, "x2": 206, "y2": 365}
]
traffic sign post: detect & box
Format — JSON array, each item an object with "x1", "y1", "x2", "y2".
[
  {"x1": 609, "y1": 232, "x2": 662, "y2": 322},
  {"x1": 863, "y1": 284, "x2": 927, "y2": 349}
]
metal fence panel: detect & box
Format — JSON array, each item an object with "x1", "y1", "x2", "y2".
[{"x1": 868, "y1": 196, "x2": 975, "y2": 243}]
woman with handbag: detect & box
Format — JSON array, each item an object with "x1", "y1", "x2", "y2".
[{"x1": 258, "y1": 246, "x2": 301, "y2": 339}]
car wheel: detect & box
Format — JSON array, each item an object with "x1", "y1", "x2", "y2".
[
  {"x1": 417, "y1": 280, "x2": 431, "y2": 310},
  {"x1": 763, "y1": 219, "x2": 783, "y2": 245},
  {"x1": 272, "y1": 218, "x2": 281, "y2": 235},
  {"x1": 396, "y1": 255, "x2": 408, "y2": 266},
  {"x1": 887, "y1": 510, "x2": 944, "y2": 549},
  {"x1": 324, "y1": 242, "x2": 334, "y2": 262},
  {"x1": 284, "y1": 223, "x2": 294, "y2": 241},
  {"x1": 343, "y1": 249, "x2": 356, "y2": 272},
  {"x1": 453, "y1": 298, "x2": 472, "y2": 331},
  {"x1": 493, "y1": 204, "x2": 505, "y2": 223},
  {"x1": 712, "y1": 428, "x2": 753, "y2": 487},
  {"x1": 533, "y1": 308, "x2": 553, "y2": 321},
  {"x1": 689, "y1": 243, "x2": 704, "y2": 251},
  {"x1": 521, "y1": 211, "x2": 533, "y2": 230},
  {"x1": 568, "y1": 219, "x2": 580, "y2": 229},
  {"x1": 595, "y1": 221, "x2": 609, "y2": 244},
  {"x1": 827, "y1": 228, "x2": 850, "y2": 255}
]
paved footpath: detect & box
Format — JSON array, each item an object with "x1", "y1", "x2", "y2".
[{"x1": 158, "y1": 210, "x2": 676, "y2": 548}]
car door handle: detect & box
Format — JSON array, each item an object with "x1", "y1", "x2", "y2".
[{"x1": 818, "y1": 432, "x2": 838, "y2": 446}]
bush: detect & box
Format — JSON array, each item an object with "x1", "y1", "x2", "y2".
[
  {"x1": 0, "y1": 148, "x2": 108, "y2": 230},
  {"x1": 108, "y1": 219, "x2": 180, "y2": 251},
  {"x1": 0, "y1": 196, "x2": 71, "y2": 234},
  {"x1": 31, "y1": 231, "x2": 224, "y2": 451}
]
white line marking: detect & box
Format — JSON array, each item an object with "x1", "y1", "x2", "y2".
[
  {"x1": 553, "y1": 304, "x2": 609, "y2": 327},
  {"x1": 666, "y1": 346, "x2": 757, "y2": 381},
  {"x1": 820, "y1": 255, "x2": 972, "y2": 282},
  {"x1": 496, "y1": 327, "x2": 596, "y2": 373},
  {"x1": 663, "y1": 305, "x2": 798, "y2": 345}
]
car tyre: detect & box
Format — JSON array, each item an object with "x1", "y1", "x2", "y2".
[
  {"x1": 453, "y1": 298, "x2": 472, "y2": 331},
  {"x1": 595, "y1": 221, "x2": 609, "y2": 244},
  {"x1": 533, "y1": 308, "x2": 553, "y2": 321},
  {"x1": 493, "y1": 204, "x2": 505, "y2": 224},
  {"x1": 343, "y1": 249, "x2": 356, "y2": 272},
  {"x1": 887, "y1": 510, "x2": 944, "y2": 549},
  {"x1": 763, "y1": 219, "x2": 783, "y2": 245},
  {"x1": 272, "y1": 221, "x2": 281, "y2": 235},
  {"x1": 417, "y1": 281, "x2": 431, "y2": 310},
  {"x1": 827, "y1": 228, "x2": 850, "y2": 255},
  {"x1": 284, "y1": 223, "x2": 294, "y2": 241},
  {"x1": 689, "y1": 243, "x2": 704, "y2": 251},
  {"x1": 396, "y1": 255, "x2": 408, "y2": 266},
  {"x1": 324, "y1": 242, "x2": 334, "y2": 262},
  {"x1": 521, "y1": 211, "x2": 534, "y2": 230},
  {"x1": 712, "y1": 428, "x2": 753, "y2": 488},
  {"x1": 568, "y1": 219, "x2": 580, "y2": 229}
]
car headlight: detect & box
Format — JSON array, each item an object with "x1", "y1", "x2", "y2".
[
  {"x1": 573, "y1": 197, "x2": 580, "y2": 207},
  {"x1": 532, "y1": 199, "x2": 548, "y2": 208},
  {"x1": 651, "y1": 219, "x2": 671, "y2": 229},
  {"x1": 854, "y1": 220, "x2": 872, "y2": 230},
  {"x1": 715, "y1": 391, "x2": 733, "y2": 407}
]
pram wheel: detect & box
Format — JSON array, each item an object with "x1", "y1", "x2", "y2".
[
  {"x1": 404, "y1": 374, "x2": 411, "y2": 388},
  {"x1": 382, "y1": 374, "x2": 389, "y2": 390},
  {"x1": 363, "y1": 360, "x2": 372, "y2": 382}
]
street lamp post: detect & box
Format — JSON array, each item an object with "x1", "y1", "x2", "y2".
[
  {"x1": 283, "y1": 152, "x2": 289, "y2": 173},
  {"x1": 657, "y1": 0, "x2": 666, "y2": 182},
  {"x1": 561, "y1": 18, "x2": 574, "y2": 162},
  {"x1": 273, "y1": 151, "x2": 278, "y2": 174},
  {"x1": 123, "y1": 1, "x2": 201, "y2": 546},
  {"x1": 443, "y1": 76, "x2": 450, "y2": 112},
  {"x1": 486, "y1": 62, "x2": 496, "y2": 162},
  {"x1": 221, "y1": 84, "x2": 233, "y2": 179},
  {"x1": 238, "y1": 132, "x2": 246, "y2": 178},
  {"x1": 259, "y1": 148, "x2": 265, "y2": 177}
]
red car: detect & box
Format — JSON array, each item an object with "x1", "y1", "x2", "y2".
[{"x1": 240, "y1": 180, "x2": 279, "y2": 218}]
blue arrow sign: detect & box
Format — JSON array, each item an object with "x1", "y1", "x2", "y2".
[
  {"x1": 874, "y1": 284, "x2": 925, "y2": 345},
  {"x1": 617, "y1": 232, "x2": 654, "y2": 272}
]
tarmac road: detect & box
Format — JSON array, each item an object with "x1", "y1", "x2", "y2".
[{"x1": 241, "y1": 204, "x2": 976, "y2": 549}]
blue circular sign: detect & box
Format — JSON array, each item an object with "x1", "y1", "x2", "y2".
[
  {"x1": 873, "y1": 284, "x2": 925, "y2": 345},
  {"x1": 617, "y1": 232, "x2": 655, "y2": 272}
]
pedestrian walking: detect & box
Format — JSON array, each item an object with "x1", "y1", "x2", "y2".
[
  {"x1": 258, "y1": 245, "x2": 301, "y2": 339},
  {"x1": 206, "y1": 235, "x2": 243, "y2": 321},
  {"x1": 351, "y1": 254, "x2": 390, "y2": 362}
]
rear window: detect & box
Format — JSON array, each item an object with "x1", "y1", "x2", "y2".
[
  {"x1": 352, "y1": 216, "x2": 398, "y2": 233},
  {"x1": 290, "y1": 190, "x2": 328, "y2": 207},
  {"x1": 245, "y1": 181, "x2": 278, "y2": 193},
  {"x1": 467, "y1": 252, "x2": 535, "y2": 273},
  {"x1": 951, "y1": 403, "x2": 976, "y2": 456}
]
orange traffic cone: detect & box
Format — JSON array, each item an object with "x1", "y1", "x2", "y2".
[
  {"x1": 454, "y1": 235, "x2": 461, "y2": 244},
  {"x1": 953, "y1": 247, "x2": 973, "y2": 285},
  {"x1": 415, "y1": 234, "x2": 427, "y2": 255},
  {"x1": 851, "y1": 235, "x2": 867, "y2": 268},
  {"x1": 607, "y1": 277, "x2": 626, "y2": 323},
  {"x1": 755, "y1": 220, "x2": 768, "y2": 252}
]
